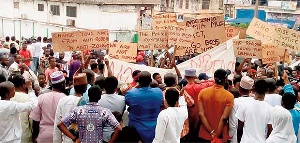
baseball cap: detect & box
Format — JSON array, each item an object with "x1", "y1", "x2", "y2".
[
  {"x1": 214, "y1": 69, "x2": 228, "y2": 82},
  {"x1": 198, "y1": 73, "x2": 209, "y2": 80}
]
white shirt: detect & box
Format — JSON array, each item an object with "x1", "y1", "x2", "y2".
[
  {"x1": 98, "y1": 94, "x2": 125, "y2": 114},
  {"x1": 266, "y1": 106, "x2": 296, "y2": 143},
  {"x1": 264, "y1": 94, "x2": 282, "y2": 107},
  {"x1": 22, "y1": 69, "x2": 38, "y2": 85},
  {"x1": 32, "y1": 42, "x2": 42, "y2": 58},
  {"x1": 0, "y1": 92, "x2": 38, "y2": 143},
  {"x1": 98, "y1": 93, "x2": 125, "y2": 142},
  {"x1": 235, "y1": 99, "x2": 273, "y2": 143},
  {"x1": 53, "y1": 95, "x2": 81, "y2": 143},
  {"x1": 10, "y1": 92, "x2": 32, "y2": 143},
  {"x1": 9, "y1": 62, "x2": 19, "y2": 73},
  {"x1": 152, "y1": 96, "x2": 188, "y2": 143},
  {"x1": 229, "y1": 96, "x2": 254, "y2": 143}
]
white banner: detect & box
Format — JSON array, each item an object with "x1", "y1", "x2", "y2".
[{"x1": 109, "y1": 36, "x2": 237, "y2": 82}]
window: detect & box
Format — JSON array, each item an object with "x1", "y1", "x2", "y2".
[
  {"x1": 179, "y1": 0, "x2": 184, "y2": 8},
  {"x1": 66, "y1": 6, "x2": 77, "y2": 17},
  {"x1": 50, "y1": 5, "x2": 60, "y2": 16},
  {"x1": 14, "y1": 2, "x2": 19, "y2": 9},
  {"x1": 202, "y1": 0, "x2": 210, "y2": 9},
  {"x1": 38, "y1": 4, "x2": 44, "y2": 11},
  {"x1": 185, "y1": 0, "x2": 189, "y2": 9}
]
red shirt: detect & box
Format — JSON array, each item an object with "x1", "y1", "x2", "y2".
[
  {"x1": 19, "y1": 49, "x2": 31, "y2": 67},
  {"x1": 185, "y1": 80, "x2": 214, "y2": 130}
]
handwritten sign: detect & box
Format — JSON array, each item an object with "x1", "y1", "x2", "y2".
[
  {"x1": 225, "y1": 26, "x2": 246, "y2": 40},
  {"x1": 138, "y1": 30, "x2": 168, "y2": 50},
  {"x1": 261, "y1": 44, "x2": 287, "y2": 64},
  {"x1": 52, "y1": 29, "x2": 109, "y2": 52},
  {"x1": 273, "y1": 26, "x2": 300, "y2": 51},
  {"x1": 168, "y1": 26, "x2": 194, "y2": 45},
  {"x1": 186, "y1": 16, "x2": 226, "y2": 54},
  {"x1": 233, "y1": 39, "x2": 262, "y2": 58},
  {"x1": 246, "y1": 18, "x2": 275, "y2": 44},
  {"x1": 109, "y1": 42, "x2": 137, "y2": 63},
  {"x1": 152, "y1": 13, "x2": 177, "y2": 30},
  {"x1": 108, "y1": 36, "x2": 237, "y2": 82}
]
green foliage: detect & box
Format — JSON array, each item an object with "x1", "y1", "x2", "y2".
[{"x1": 229, "y1": 23, "x2": 249, "y2": 28}]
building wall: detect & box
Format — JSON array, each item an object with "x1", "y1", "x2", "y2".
[
  {"x1": 0, "y1": 0, "x2": 140, "y2": 42},
  {"x1": 155, "y1": 0, "x2": 223, "y2": 14}
]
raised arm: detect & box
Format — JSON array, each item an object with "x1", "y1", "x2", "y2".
[{"x1": 105, "y1": 58, "x2": 113, "y2": 77}]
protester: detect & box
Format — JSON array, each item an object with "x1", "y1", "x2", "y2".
[
  {"x1": 282, "y1": 92, "x2": 300, "y2": 140},
  {"x1": 0, "y1": 54, "x2": 10, "y2": 80},
  {"x1": 53, "y1": 73, "x2": 88, "y2": 143},
  {"x1": 184, "y1": 68, "x2": 214, "y2": 141},
  {"x1": 57, "y1": 85, "x2": 122, "y2": 143},
  {"x1": 45, "y1": 57, "x2": 59, "y2": 85},
  {"x1": 198, "y1": 69, "x2": 234, "y2": 142},
  {"x1": 0, "y1": 81, "x2": 37, "y2": 143},
  {"x1": 264, "y1": 78, "x2": 282, "y2": 107},
  {"x1": 30, "y1": 71, "x2": 66, "y2": 143},
  {"x1": 153, "y1": 88, "x2": 188, "y2": 143},
  {"x1": 229, "y1": 76, "x2": 254, "y2": 143},
  {"x1": 125, "y1": 71, "x2": 163, "y2": 142},
  {"x1": 235, "y1": 79, "x2": 273, "y2": 143},
  {"x1": 98, "y1": 76, "x2": 125, "y2": 142},
  {"x1": 19, "y1": 41, "x2": 32, "y2": 67},
  {"x1": 266, "y1": 106, "x2": 297, "y2": 143},
  {"x1": 7, "y1": 74, "x2": 33, "y2": 143},
  {"x1": 8, "y1": 54, "x2": 22, "y2": 73},
  {"x1": 69, "y1": 68, "x2": 93, "y2": 106},
  {"x1": 162, "y1": 73, "x2": 194, "y2": 140}
]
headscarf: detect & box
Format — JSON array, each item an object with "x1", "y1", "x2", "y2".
[{"x1": 266, "y1": 106, "x2": 297, "y2": 143}]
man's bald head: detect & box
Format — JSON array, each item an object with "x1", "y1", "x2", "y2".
[
  {"x1": 138, "y1": 71, "x2": 152, "y2": 87},
  {"x1": 164, "y1": 73, "x2": 176, "y2": 87},
  {"x1": 0, "y1": 81, "x2": 14, "y2": 99}
]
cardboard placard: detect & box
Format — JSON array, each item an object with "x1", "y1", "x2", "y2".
[
  {"x1": 233, "y1": 39, "x2": 262, "y2": 58},
  {"x1": 152, "y1": 13, "x2": 177, "y2": 30},
  {"x1": 262, "y1": 44, "x2": 289, "y2": 64},
  {"x1": 186, "y1": 16, "x2": 226, "y2": 54},
  {"x1": 138, "y1": 30, "x2": 168, "y2": 50},
  {"x1": 225, "y1": 26, "x2": 246, "y2": 40},
  {"x1": 52, "y1": 29, "x2": 109, "y2": 52},
  {"x1": 174, "y1": 28, "x2": 197, "y2": 56},
  {"x1": 273, "y1": 26, "x2": 300, "y2": 52},
  {"x1": 109, "y1": 42, "x2": 137, "y2": 63},
  {"x1": 246, "y1": 18, "x2": 275, "y2": 44},
  {"x1": 168, "y1": 26, "x2": 194, "y2": 45}
]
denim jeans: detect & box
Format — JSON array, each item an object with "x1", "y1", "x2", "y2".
[{"x1": 32, "y1": 57, "x2": 39, "y2": 74}]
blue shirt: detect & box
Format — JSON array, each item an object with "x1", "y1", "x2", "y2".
[
  {"x1": 69, "y1": 84, "x2": 91, "y2": 106},
  {"x1": 125, "y1": 87, "x2": 163, "y2": 143}
]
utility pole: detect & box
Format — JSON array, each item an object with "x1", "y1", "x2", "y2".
[{"x1": 254, "y1": 0, "x2": 259, "y2": 18}]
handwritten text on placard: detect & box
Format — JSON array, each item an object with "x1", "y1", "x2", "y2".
[
  {"x1": 274, "y1": 26, "x2": 300, "y2": 51},
  {"x1": 246, "y1": 18, "x2": 274, "y2": 44},
  {"x1": 185, "y1": 16, "x2": 226, "y2": 54},
  {"x1": 109, "y1": 42, "x2": 137, "y2": 63},
  {"x1": 152, "y1": 13, "x2": 177, "y2": 30},
  {"x1": 138, "y1": 30, "x2": 168, "y2": 50},
  {"x1": 52, "y1": 29, "x2": 109, "y2": 52},
  {"x1": 233, "y1": 39, "x2": 262, "y2": 58}
]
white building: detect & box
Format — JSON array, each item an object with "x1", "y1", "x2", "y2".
[
  {"x1": 156, "y1": 0, "x2": 223, "y2": 14},
  {"x1": 0, "y1": 0, "x2": 159, "y2": 41}
]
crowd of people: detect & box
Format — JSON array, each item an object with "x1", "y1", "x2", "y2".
[{"x1": 0, "y1": 35, "x2": 300, "y2": 143}]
